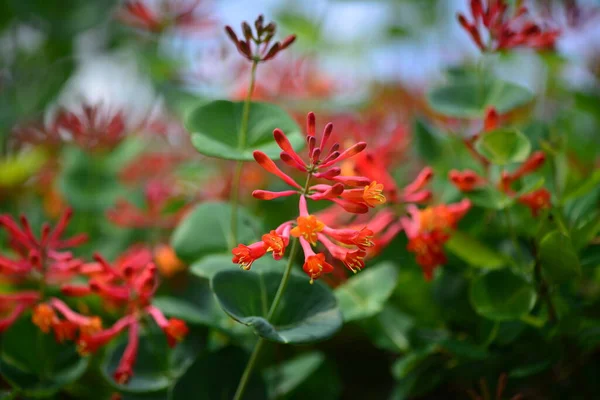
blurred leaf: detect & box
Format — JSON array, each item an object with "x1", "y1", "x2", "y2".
[
  {"x1": 445, "y1": 231, "x2": 506, "y2": 269},
  {"x1": 264, "y1": 351, "x2": 340, "y2": 399},
  {"x1": 152, "y1": 274, "x2": 216, "y2": 326},
  {"x1": 211, "y1": 270, "x2": 343, "y2": 344},
  {"x1": 101, "y1": 324, "x2": 204, "y2": 394},
  {"x1": 509, "y1": 360, "x2": 551, "y2": 378},
  {"x1": 0, "y1": 318, "x2": 88, "y2": 397},
  {"x1": 469, "y1": 269, "x2": 537, "y2": 321},
  {"x1": 186, "y1": 100, "x2": 303, "y2": 161},
  {"x1": 439, "y1": 337, "x2": 488, "y2": 360},
  {"x1": 362, "y1": 306, "x2": 414, "y2": 352},
  {"x1": 171, "y1": 346, "x2": 266, "y2": 400},
  {"x1": 170, "y1": 202, "x2": 261, "y2": 263},
  {"x1": 464, "y1": 186, "x2": 514, "y2": 209},
  {"x1": 475, "y1": 128, "x2": 531, "y2": 165},
  {"x1": 58, "y1": 146, "x2": 124, "y2": 212},
  {"x1": 276, "y1": 11, "x2": 321, "y2": 45},
  {"x1": 335, "y1": 262, "x2": 398, "y2": 322},
  {"x1": 413, "y1": 118, "x2": 442, "y2": 163},
  {"x1": 539, "y1": 230, "x2": 581, "y2": 284},
  {"x1": 427, "y1": 80, "x2": 533, "y2": 118}
]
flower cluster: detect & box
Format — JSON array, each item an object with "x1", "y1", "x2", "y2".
[
  {"x1": 225, "y1": 15, "x2": 296, "y2": 63},
  {"x1": 401, "y1": 200, "x2": 472, "y2": 280},
  {"x1": 116, "y1": 0, "x2": 214, "y2": 34},
  {"x1": 232, "y1": 113, "x2": 387, "y2": 282},
  {"x1": 458, "y1": 0, "x2": 560, "y2": 52},
  {"x1": 0, "y1": 209, "x2": 189, "y2": 385},
  {"x1": 66, "y1": 247, "x2": 189, "y2": 384},
  {"x1": 449, "y1": 107, "x2": 551, "y2": 217},
  {"x1": 0, "y1": 209, "x2": 93, "y2": 338}
]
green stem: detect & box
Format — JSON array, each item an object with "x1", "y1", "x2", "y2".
[
  {"x1": 230, "y1": 60, "x2": 259, "y2": 245},
  {"x1": 233, "y1": 174, "x2": 311, "y2": 400},
  {"x1": 233, "y1": 239, "x2": 300, "y2": 400}
]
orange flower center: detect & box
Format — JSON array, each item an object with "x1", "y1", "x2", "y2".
[
  {"x1": 32, "y1": 304, "x2": 56, "y2": 334},
  {"x1": 232, "y1": 245, "x2": 253, "y2": 270},
  {"x1": 262, "y1": 231, "x2": 285, "y2": 256},
  {"x1": 363, "y1": 181, "x2": 386, "y2": 207},
  {"x1": 304, "y1": 254, "x2": 328, "y2": 284},
  {"x1": 291, "y1": 216, "x2": 325, "y2": 245}
]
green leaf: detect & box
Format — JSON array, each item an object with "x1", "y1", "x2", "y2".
[
  {"x1": 464, "y1": 186, "x2": 514, "y2": 210},
  {"x1": 264, "y1": 352, "x2": 324, "y2": 398},
  {"x1": 0, "y1": 318, "x2": 88, "y2": 397},
  {"x1": 171, "y1": 347, "x2": 266, "y2": 400},
  {"x1": 211, "y1": 270, "x2": 343, "y2": 344},
  {"x1": 475, "y1": 128, "x2": 531, "y2": 165},
  {"x1": 152, "y1": 274, "x2": 216, "y2": 326},
  {"x1": 445, "y1": 231, "x2": 506, "y2": 269},
  {"x1": 335, "y1": 262, "x2": 398, "y2": 322},
  {"x1": 361, "y1": 306, "x2": 414, "y2": 352},
  {"x1": 58, "y1": 146, "x2": 123, "y2": 212},
  {"x1": 427, "y1": 80, "x2": 533, "y2": 118},
  {"x1": 186, "y1": 100, "x2": 303, "y2": 161},
  {"x1": 539, "y1": 230, "x2": 581, "y2": 284},
  {"x1": 170, "y1": 202, "x2": 261, "y2": 263},
  {"x1": 469, "y1": 270, "x2": 537, "y2": 321},
  {"x1": 190, "y1": 253, "x2": 297, "y2": 280},
  {"x1": 101, "y1": 324, "x2": 204, "y2": 394},
  {"x1": 413, "y1": 118, "x2": 442, "y2": 163}
]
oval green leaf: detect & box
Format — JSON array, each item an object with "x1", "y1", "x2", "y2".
[
  {"x1": 211, "y1": 270, "x2": 343, "y2": 344},
  {"x1": 445, "y1": 231, "x2": 506, "y2": 269},
  {"x1": 335, "y1": 262, "x2": 398, "y2": 322},
  {"x1": 0, "y1": 317, "x2": 88, "y2": 397},
  {"x1": 469, "y1": 269, "x2": 537, "y2": 321},
  {"x1": 475, "y1": 128, "x2": 531, "y2": 165},
  {"x1": 170, "y1": 202, "x2": 261, "y2": 263},
  {"x1": 427, "y1": 80, "x2": 533, "y2": 118},
  {"x1": 539, "y1": 230, "x2": 581, "y2": 284},
  {"x1": 186, "y1": 100, "x2": 304, "y2": 161}
]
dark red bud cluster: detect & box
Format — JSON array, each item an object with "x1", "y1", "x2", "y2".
[{"x1": 225, "y1": 14, "x2": 296, "y2": 63}]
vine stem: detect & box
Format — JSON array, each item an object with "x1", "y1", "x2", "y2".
[
  {"x1": 233, "y1": 175, "x2": 312, "y2": 400},
  {"x1": 532, "y1": 241, "x2": 557, "y2": 323},
  {"x1": 230, "y1": 59, "x2": 259, "y2": 245}
]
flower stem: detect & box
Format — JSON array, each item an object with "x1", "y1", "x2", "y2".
[
  {"x1": 231, "y1": 60, "x2": 259, "y2": 245},
  {"x1": 233, "y1": 175, "x2": 311, "y2": 400},
  {"x1": 232, "y1": 238, "x2": 300, "y2": 400}
]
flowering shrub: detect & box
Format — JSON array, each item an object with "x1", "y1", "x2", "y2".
[{"x1": 1, "y1": 0, "x2": 600, "y2": 399}]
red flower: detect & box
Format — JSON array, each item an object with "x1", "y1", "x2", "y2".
[
  {"x1": 146, "y1": 306, "x2": 189, "y2": 347},
  {"x1": 518, "y1": 188, "x2": 551, "y2": 216},
  {"x1": 401, "y1": 200, "x2": 471, "y2": 280},
  {"x1": 253, "y1": 112, "x2": 382, "y2": 214},
  {"x1": 117, "y1": 0, "x2": 214, "y2": 35},
  {"x1": 449, "y1": 169, "x2": 485, "y2": 192},
  {"x1": 458, "y1": 0, "x2": 560, "y2": 52}
]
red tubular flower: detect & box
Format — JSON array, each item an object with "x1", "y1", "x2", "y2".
[
  {"x1": 299, "y1": 239, "x2": 334, "y2": 284},
  {"x1": 0, "y1": 303, "x2": 28, "y2": 332},
  {"x1": 457, "y1": 0, "x2": 560, "y2": 52},
  {"x1": 114, "y1": 321, "x2": 139, "y2": 385},
  {"x1": 401, "y1": 200, "x2": 471, "y2": 280},
  {"x1": 449, "y1": 169, "x2": 485, "y2": 192},
  {"x1": 518, "y1": 188, "x2": 551, "y2": 216},
  {"x1": 146, "y1": 306, "x2": 189, "y2": 347},
  {"x1": 78, "y1": 316, "x2": 134, "y2": 355},
  {"x1": 231, "y1": 243, "x2": 268, "y2": 270},
  {"x1": 117, "y1": 0, "x2": 214, "y2": 35},
  {"x1": 253, "y1": 112, "x2": 383, "y2": 213},
  {"x1": 51, "y1": 105, "x2": 129, "y2": 151},
  {"x1": 0, "y1": 208, "x2": 87, "y2": 278}
]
